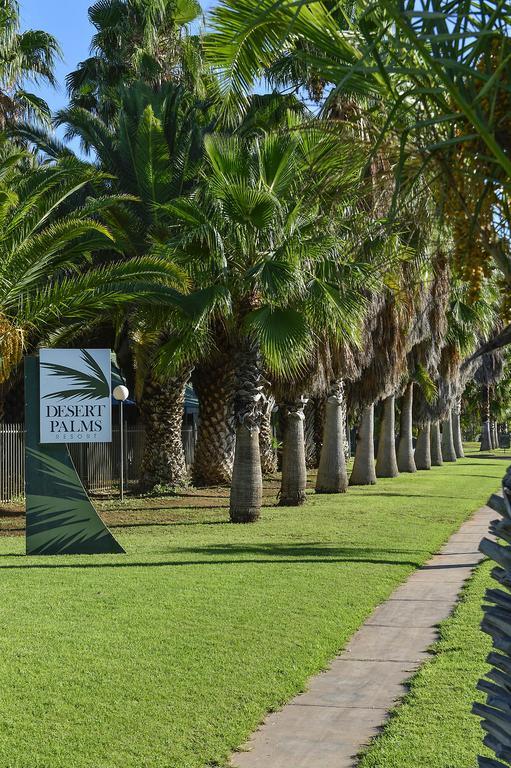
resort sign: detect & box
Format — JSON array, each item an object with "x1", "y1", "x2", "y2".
[
  {"x1": 25, "y1": 351, "x2": 124, "y2": 555},
  {"x1": 39, "y1": 348, "x2": 112, "y2": 444}
]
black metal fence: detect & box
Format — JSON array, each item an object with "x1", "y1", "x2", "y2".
[{"x1": 0, "y1": 423, "x2": 197, "y2": 502}]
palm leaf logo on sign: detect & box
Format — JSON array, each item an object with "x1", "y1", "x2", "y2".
[{"x1": 41, "y1": 349, "x2": 110, "y2": 401}]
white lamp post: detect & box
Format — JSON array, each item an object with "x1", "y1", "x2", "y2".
[{"x1": 113, "y1": 385, "x2": 129, "y2": 501}]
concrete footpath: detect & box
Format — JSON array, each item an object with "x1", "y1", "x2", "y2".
[{"x1": 231, "y1": 503, "x2": 495, "y2": 768}]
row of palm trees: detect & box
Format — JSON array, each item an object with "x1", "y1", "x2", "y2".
[{"x1": 0, "y1": 0, "x2": 509, "y2": 527}]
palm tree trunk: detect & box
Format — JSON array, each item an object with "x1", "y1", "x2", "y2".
[
  {"x1": 492, "y1": 421, "x2": 499, "y2": 450},
  {"x1": 230, "y1": 340, "x2": 264, "y2": 523},
  {"x1": 376, "y1": 395, "x2": 399, "y2": 478},
  {"x1": 480, "y1": 420, "x2": 493, "y2": 451},
  {"x1": 344, "y1": 410, "x2": 351, "y2": 462},
  {"x1": 316, "y1": 382, "x2": 348, "y2": 494},
  {"x1": 480, "y1": 385, "x2": 492, "y2": 451},
  {"x1": 230, "y1": 424, "x2": 263, "y2": 522},
  {"x1": 441, "y1": 411, "x2": 457, "y2": 462},
  {"x1": 430, "y1": 421, "x2": 443, "y2": 466},
  {"x1": 192, "y1": 354, "x2": 235, "y2": 486},
  {"x1": 452, "y1": 402, "x2": 465, "y2": 458},
  {"x1": 139, "y1": 370, "x2": 190, "y2": 491},
  {"x1": 415, "y1": 422, "x2": 431, "y2": 470},
  {"x1": 279, "y1": 398, "x2": 308, "y2": 506},
  {"x1": 260, "y1": 395, "x2": 278, "y2": 474},
  {"x1": 397, "y1": 382, "x2": 416, "y2": 473},
  {"x1": 304, "y1": 397, "x2": 323, "y2": 469},
  {"x1": 350, "y1": 403, "x2": 377, "y2": 486}
]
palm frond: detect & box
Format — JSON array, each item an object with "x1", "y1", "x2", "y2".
[
  {"x1": 41, "y1": 349, "x2": 110, "y2": 401},
  {"x1": 244, "y1": 306, "x2": 313, "y2": 377}
]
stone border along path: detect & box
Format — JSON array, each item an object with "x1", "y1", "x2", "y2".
[{"x1": 231, "y1": 502, "x2": 496, "y2": 768}]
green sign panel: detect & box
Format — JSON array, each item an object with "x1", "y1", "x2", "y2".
[{"x1": 25, "y1": 354, "x2": 125, "y2": 556}]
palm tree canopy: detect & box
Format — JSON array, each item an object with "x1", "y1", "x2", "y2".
[
  {"x1": 160, "y1": 127, "x2": 376, "y2": 378},
  {"x1": 208, "y1": 0, "x2": 511, "y2": 177},
  {"x1": 67, "y1": 0, "x2": 206, "y2": 121},
  {"x1": 54, "y1": 82, "x2": 212, "y2": 239},
  {"x1": 0, "y1": 151, "x2": 187, "y2": 384},
  {"x1": 207, "y1": 0, "x2": 511, "y2": 300},
  {"x1": 0, "y1": 0, "x2": 60, "y2": 125}
]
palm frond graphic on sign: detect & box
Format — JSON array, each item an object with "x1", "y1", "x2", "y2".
[{"x1": 40, "y1": 349, "x2": 110, "y2": 401}]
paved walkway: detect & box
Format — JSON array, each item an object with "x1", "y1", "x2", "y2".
[{"x1": 231, "y1": 503, "x2": 495, "y2": 768}]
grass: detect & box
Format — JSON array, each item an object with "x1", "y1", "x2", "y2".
[
  {"x1": 0, "y1": 456, "x2": 505, "y2": 768},
  {"x1": 358, "y1": 560, "x2": 494, "y2": 768}
]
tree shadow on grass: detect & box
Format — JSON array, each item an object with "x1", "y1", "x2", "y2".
[
  {"x1": 166, "y1": 542, "x2": 429, "y2": 558},
  {"x1": 106, "y1": 503, "x2": 231, "y2": 512},
  {"x1": 346, "y1": 491, "x2": 476, "y2": 500},
  {"x1": 451, "y1": 473, "x2": 503, "y2": 480},
  {"x1": 464, "y1": 455, "x2": 511, "y2": 461},
  {"x1": 109, "y1": 520, "x2": 231, "y2": 530},
  {"x1": 0, "y1": 542, "x2": 429, "y2": 570},
  {"x1": 0, "y1": 519, "x2": 233, "y2": 537}
]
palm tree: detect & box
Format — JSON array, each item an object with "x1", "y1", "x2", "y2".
[
  {"x1": 277, "y1": 138, "x2": 394, "y2": 504},
  {"x1": 190, "y1": 93, "x2": 309, "y2": 488},
  {"x1": 411, "y1": 255, "x2": 451, "y2": 469},
  {"x1": 402, "y1": 285, "x2": 450, "y2": 474},
  {"x1": 137, "y1": 367, "x2": 192, "y2": 489},
  {"x1": 462, "y1": 357, "x2": 511, "y2": 446},
  {"x1": 397, "y1": 382, "x2": 416, "y2": 473},
  {"x1": 67, "y1": 0, "x2": 204, "y2": 122},
  {"x1": 430, "y1": 422, "x2": 444, "y2": 466},
  {"x1": 259, "y1": 392, "x2": 278, "y2": 475},
  {"x1": 441, "y1": 411, "x2": 457, "y2": 462},
  {"x1": 191, "y1": 95, "x2": 305, "y2": 490},
  {"x1": 412, "y1": 278, "x2": 497, "y2": 464},
  {"x1": 475, "y1": 353, "x2": 505, "y2": 452},
  {"x1": 350, "y1": 404, "x2": 377, "y2": 486},
  {"x1": 412, "y1": 368, "x2": 441, "y2": 470},
  {"x1": 313, "y1": 251, "x2": 391, "y2": 495},
  {"x1": 165, "y1": 129, "x2": 365, "y2": 520},
  {"x1": 316, "y1": 380, "x2": 348, "y2": 494},
  {"x1": 0, "y1": 0, "x2": 60, "y2": 126},
  {"x1": 351, "y1": 251, "x2": 444, "y2": 482},
  {"x1": 0, "y1": 153, "x2": 185, "y2": 419},
  {"x1": 451, "y1": 399, "x2": 465, "y2": 458},
  {"x1": 50, "y1": 82, "x2": 212, "y2": 489},
  {"x1": 376, "y1": 395, "x2": 399, "y2": 478},
  {"x1": 348, "y1": 286, "x2": 415, "y2": 485},
  {"x1": 279, "y1": 396, "x2": 308, "y2": 506},
  {"x1": 191, "y1": 344, "x2": 236, "y2": 485},
  {"x1": 415, "y1": 422, "x2": 431, "y2": 470},
  {"x1": 446, "y1": 286, "x2": 498, "y2": 454},
  {"x1": 277, "y1": 340, "x2": 360, "y2": 506},
  {"x1": 276, "y1": 259, "x2": 373, "y2": 505}
]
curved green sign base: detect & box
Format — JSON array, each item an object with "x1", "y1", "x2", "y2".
[{"x1": 25, "y1": 356, "x2": 125, "y2": 556}]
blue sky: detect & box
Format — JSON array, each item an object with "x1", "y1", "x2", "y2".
[{"x1": 20, "y1": 0, "x2": 217, "y2": 114}]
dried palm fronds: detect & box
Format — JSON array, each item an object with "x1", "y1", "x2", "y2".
[{"x1": 0, "y1": 315, "x2": 24, "y2": 384}]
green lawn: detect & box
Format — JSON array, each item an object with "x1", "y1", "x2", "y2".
[
  {"x1": 358, "y1": 560, "x2": 494, "y2": 768},
  {"x1": 0, "y1": 457, "x2": 505, "y2": 768}
]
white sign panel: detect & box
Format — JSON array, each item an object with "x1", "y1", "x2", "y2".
[{"x1": 39, "y1": 349, "x2": 112, "y2": 444}]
